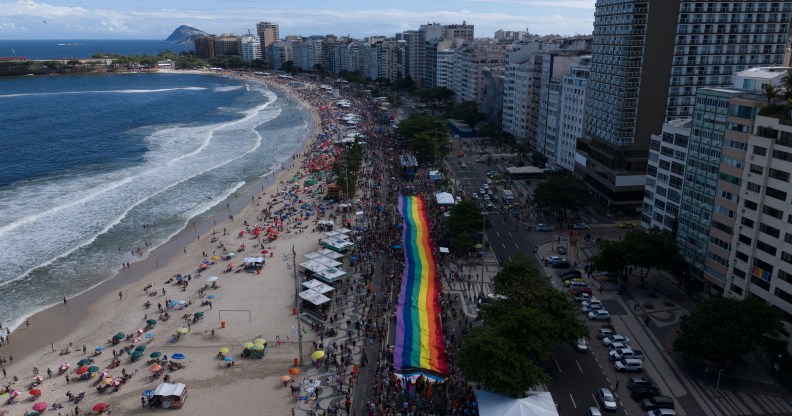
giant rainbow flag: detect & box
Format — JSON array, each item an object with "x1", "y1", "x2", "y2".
[{"x1": 394, "y1": 195, "x2": 449, "y2": 376}]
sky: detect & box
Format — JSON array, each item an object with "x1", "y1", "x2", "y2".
[{"x1": 0, "y1": 0, "x2": 596, "y2": 40}]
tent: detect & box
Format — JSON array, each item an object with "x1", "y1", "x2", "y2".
[
  {"x1": 477, "y1": 390, "x2": 558, "y2": 416},
  {"x1": 298, "y1": 289, "x2": 331, "y2": 305},
  {"x1": 429, "y1": 170, "x2": 444, "y2": 181},
  {"x1": 302, "y1": 279, "x2": 334, "y2": 294},
  {"x1": 435, "y1": 192, "x2": 455, "y2": 206}
]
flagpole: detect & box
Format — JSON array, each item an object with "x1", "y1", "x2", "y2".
[{"x1": 292, "y1": 245, "x2": 304, "y2": 366}]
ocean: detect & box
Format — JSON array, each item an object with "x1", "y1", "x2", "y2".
[
  {"x1": 0, "y1": 72, "x2": 311, "y2": 330},
  {"x1": 0, "y1": 39, "x2": 193, "y2": 60}
]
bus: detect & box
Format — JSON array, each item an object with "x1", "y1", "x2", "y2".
[{"x1": 502, "y1": 189, "x2": 514, "y2": 205}]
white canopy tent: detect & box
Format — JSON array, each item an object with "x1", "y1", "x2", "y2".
[
  {"x1": 315, "y1": 248, "x2": 344, "y2": 259},
  {"x1": 321, "y1": 237, "x2": 355, "y2": 252},
  {"x1": 336, "y1": 227, "x2": 353, "y2": 234},
  {"x1": 299, "y1": 260, "x2": 329, "y2": 274},
  {"x1": 315, "y1": 257, "x2": 342, "y2": 268},
  {"x1": 302, "y1": 279, "x2": 334, "y2": 294},
  {"x1": 314, "y1": 267, "x2": 347, "y2": 284},
  {"x1": 435, "y1": 192, "x2": 455, "y2": 205},
  {"x1": 476, "y1": 390, "x2": 558, "y2": 416},
  {"x1": 298, "y1": 289, "x2": 331, "y2": 305}
]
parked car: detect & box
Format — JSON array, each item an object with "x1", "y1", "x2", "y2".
[
  {"x1": 597, "y1": 388, "x2": 618, "y2": 412},
  {"x1": 602, "y1": 335, "x2": 630, "y2": 346},
  {"x1": 560, "y1": 269, "x2": 582, "y2": 279},
  {"x1": 556, "y1": 246, "x2": 567, "y2": 255},
  {"x1": 628, "y1": 377, "x2": 658, "y2": 392},
  {"x1": 631, "y1": 387, "x2": 659, "y2": 400},
  {"x1": 545, "y1": 256, "x2": 566, "y2": 266},
  {"x1": 570, "y1": 287, "x2": 593, "y2": 296},
  {"x1": 561, "y1": 273, "x2": 582, "y2": 282},
  {"x1": 580, "y1": 303, "x2": 605, "y2": 313},
  {"x1": 619, "y1": 222, "x2": 635, "y2": 229},
  {"x1": 572, "y1": 293, "x2": 592, "y2": 303},
  {"x1": 535, "y1": 223, "x2": 555, "y2": 231},
  {"x1": 479, "y1": 188, "x2": 486, "y2": 195},
  {"x1": 586, "y1": 407, "x2": 603, "y2": 416},
  {"x1": 607, "y1": 342, "x2": 629, "y2": 352},
  {"x1": 615, "y1": 358, "x2": 645, "y2": 372},
  {"x1": 646, "y1": 409, "x2": 677, "y2": 416},
  {"x1": 597, "y1": 327, "x2": 616, "y2": 339},
  {"x1": 609, "y1": 347, "x2": 644, "y2": 361},
  {"x1": 475, "y1": 157, "x2": 486, "y2": 163},
  {"x1": 641, "y1": 396, "x2": 675, "y2": 411},
  {"x1": 588, "y1": 310, "x2": 611, "y2": 321},
  {"x1": 563, "y1": 277, "x2": 585, "y2": 286},
  {"x1": 552, "y1": 260, "x2": 570, "y2": 269},
  {"x1": 471, "y1": 193, "x2": 479, "y2": 200},
  {"x1": 574, "y1": 337, "x2": 589, "y2": 353},
  {"x1": 572, "y1": 223, "x2": 590, "y2": 230},
  {"x1": 581, "y1": 297, "x2": 602, "y2": 307}
]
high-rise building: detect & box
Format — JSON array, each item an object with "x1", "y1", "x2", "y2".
[
  {"x1": 292, "y1": 40, "x2": 322, "y2": 72},
  {"x1": 239, "y1": 34, "x2": 261, "y2": 62},
  {"x1": 577, "y1": 0, "x2": 792, "y2": 210},
  {"x1": 256, "y1": 22, "x2": 279, "y2": 66},
  {"x1": 451, "y1": 41, "x2": 506, "y2": 106},
  {"x1": 270, "y1": 40, "x2": 293, "y2": 70},
  {"x1": 535, "y1": 53, "x2": 586, "y2": 164},
  {"x1": 194, "y1": 35, "x2": 216, "y2": 60},
  {"x1": 556, "y1": 56, "x2": 591, "y2": 171}
]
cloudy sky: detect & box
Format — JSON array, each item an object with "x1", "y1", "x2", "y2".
[{"x1": 0, "y1": 0, "x2": 596, "y2": 40}]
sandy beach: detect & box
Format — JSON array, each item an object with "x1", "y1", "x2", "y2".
[{"x1": 0, "y1": 72, "x2": 342, "y2": 415}]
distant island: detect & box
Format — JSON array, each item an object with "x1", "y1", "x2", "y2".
[{"x1": 166, "y1": 25, "x2": 207, "y2": 44}]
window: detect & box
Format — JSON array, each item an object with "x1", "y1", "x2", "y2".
[
  {"x1": 763, "y1": 205, "x2": 784, "y2": 219},
  {"x1": 744, "y1": 200, "x2": 758, "y2": 210},
  {"x1": 735, "y1": 251, "x2": 749, "y2": 262},
  {"x1": 712, "y1": 220, "x2": 733, "y2": 234},
  {"x1": 756, "y1": 240, "x2": 777, "y2": 256},
  {"x1": 719, "y1": 172, "x2": 741, "y2": 185},
  {"x1": 773, "y1": 149, "x2": 792, "y2": 162},
  {"x1": 783, "y1": 251, "x2": 792, "y2": 265},
  {"x1": 742, "y1": 217, "x2": 755, "y2": 227},
  {"x1": 785, "y1": 233, "x2": 792, "y2": 244},
  {"x1": 739, "y1": 234, "x2": 753, "y2": 245},
  {"x1": 769, "y1": 168, "x2": 791, "y2": 182},
  {"x1": 749, "y1": 164, "x2": 764, "y2": 174},
  {"x1": 746, "y1": 182, "x2": 761, "y2": 192},
  {"x1": 753, "y1": 145, "x2": 768, "y2": 156},
  {"x1": 766, "y1": 186, "x2": 788, "y2": 202},
  {"x1": 759, "y1": 223, "x2": 781, "y2": 238},
  {"x1": 726, "y1": 139, "x2": 747, "y2": 151}
]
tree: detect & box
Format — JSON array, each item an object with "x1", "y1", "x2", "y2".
[
  {"x1": 592, "y1": 240, "x2": 629, "y2": 275},
  {"x1": 623, "y1": 229, "x2": 684, "y2": 287},
  {"x1": 397, "y1": 114, "x2": 449, "y2": 162},
  {"x1": 763, "y1": 84, "x2": 781, "y2": 104},
  {"x1": 533, "y1": 176, "x2": 591, "y2": 213},
  {"x1": 459, "y1": 257, "x2": 586, "y2": 397},
  {"x1": 282, "y1": 60, "x2": 294, "y2": 73},
  {"x1": 414, "y1": 87, "x2": 455, "y2": 107},
  {"x1": 448, "y1": 101, "x2": 481, "y2": 126},
  {"x1": 445, "y1": 201, "x2": 490, "y2": 251},
  {"x1": 781, "y1": 69, "x2": 792, "y2": 99},
  {"x1": 531, "y1": 152, "x2": 548, "y2": 168},
  {"x1": 673, "y1": 297, "x2": 783, "y2": 366}
]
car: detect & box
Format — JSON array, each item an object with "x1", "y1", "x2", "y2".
[
  {"x1": 631, "y1": 387, "x2": 659, "y2": 401},
  {"x1": 628, "y1": 377, "x2": 658, "y2": 392},
  {"x1": 646, "y1": 409, "x2": 677, "y2": 416},
  {"x1": 581, "y1": 297, "x2": 601, "y2": 307},
  {"x1": 485, "y1": 203, "x2": 495, "y2": 211},
  {"x1": 641, "y1": 396, "x2": 675, "y2": 411},
  {"x1": 475, "y1": 157, "x2": 486, "y2": 163},
  {"x1": 567, "y1": 281, "x2": 588, "y2": 290},
  {"x1": 597, "y1": 327, "x2": 616, "y2": 340},
  {"x1": 460, "y1": 163, "x2": 468, "y2": 168},
  {"x1": 574, "y1": 337, "x2": 589, "y2": 352},
  {"x1": 560, "y1": 269, "x2": 582, "y2": 279},
  {"x1": 619, "y1": 222, "x2": 635, "y2": 229},
  {"x1": 535, "y1": 223, "x2": 555, "y2": 231},
  {"x1": 546, "y1": 256, "x2": 565, "y2": 265},
  {"x1": 479, "y1": 188, "x2": 486, "y2": 195},
  {"x1": 597, "y1": 388, "x2": 618, "y2": 411},
  {"x1": 602, "y1": 335, "x2": 630, "y2": 346},
  {"x1": 609, "y1": 347, "x2": 645, "y2": 361},
  {"x1": 552, "y1": 260, "x2": 570, "y2": 269},
  {"x1": 484, "y1": 194, "x2": 491, "y2": 201},
  {"x1": 580, "y1": 303, "x2": 605, "y2": 313},
  {"x1": 572, "y1": 223, "x2": 590, "y2": 230},
  {"x1": 555, "y1": 246, "x2": 567, "y2": 255},
  {"x1": 615, "y1": 358, "x2": 645, "y2": 372},
  {"x1": 561, "y1": 273, "x2": 581, "y2": 282},
  {"x1": 586, "y1": 407, "x2": 603, "y2": 416},
  {"x1": 471, "y1": 193, "x2": 479, "y2": 200},
  {"x1": 483, "y1": 184, "x2": 490, "y2": 190},
  {"x1": 607, "y1": 342, "x2": 629, "y2": 352},
  {"x1": 563, "y1": 277, "x2": 584, "y2": 286},
  {"x1": 570, "y1": 287, "x2": 593, "y2": 296},
  {"x1": 588, "y1": 310, "x2": 611, "y2": 321},
  {"x1": 572, "y1": 293, "x2": 592, "y2": 303}
]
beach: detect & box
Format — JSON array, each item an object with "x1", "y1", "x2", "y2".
[{"x1": 0, "y1": 72, "x2": 337, "y2": 415}]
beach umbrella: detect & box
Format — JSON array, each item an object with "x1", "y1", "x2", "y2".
[
  {"x1": 114, "y1": 332, "x2": 125, "y2": 340},
  {"x1": 252, "y1": 344, "x2": 264, "y2": 351},
  {"x1": 288, "y1": 367, "x2": 300, "y2": 375},
  {"x1": 102, "y1": 377, "x2": 113, "y2": 385},
  {"x1": 206, "y1": 276, "x2": 218, "y2": 283},
  {"x1": 146, "y1": 319, "x2": 157, "y2": 325},
  {"x1": 311, "y1": 350, "x2": 325, "y2": 360},
  {"x1": 223, "y1": 356, "x2": 234, "y2": 362},
  {"x1": 211, "y1": 255, "x2": 219, "y2": 261},
  {"x1": 131, "y1": 351, "x2": 143, "y2": 359},
  {"x1": 135, "y1": 345, "x2": 147, "y2": 352},
  {"x1": 88, "y1": 366, "x2": 100, "y2": 373},
  {"x1": 32, "y1": 402, "x2": 48, "y2": 412},
  {"x1": 149, "y1": 351, "x2": 161, "y2": 358},
  {"x1": 199, "y1": 263, "x2": 207, "y2": 269},
  {"x1": 59, "y1": 363, "x2": 70, "y2": 371},
  {"x1": 281, "y1": 375, "x2": 292, "y2": 382},
  {"x1": 206, "y1": 295, "x2": 215, "y2": 300},
  {"x1": 171, "y1": 353, "x2": 185, "y2": 360},
  {"x1": 76, "y1": 366, "x2": 89, "y2": 375},
  {"x1": 95, "y1": 346, "x2": 105, "y2": 352},
  {"x1": 132, "y1": 337, "x2": 142, "y2": 343},
  {"x1": 136, "y1": 328, "x2": 145, "y2": 334},
  {"x1": 219, "y1": 347, "x2": 229, "y2": 354},
  {"x1": 142, "y1": 390, "x2": 155, "y2": 398},
  {"x1": 176, "y1": 328, "x2": 189, "y2": 335},
  {"x1": 8, "y1": 389, "x2": 18, "y2": 398},
  {"x1": 145, "y1": 332, "x2": 155, "y2": 339},
  {"x1": 148, "y1": 364, "x2": 163, "y2": 373},
  {"x1": 28, "y1": 389, "x2": 41, "y2": 396},
  {"x1": 77, "y1": 358, "x2": 91, "y2": 366},
  {"x1": 203, "y1": 259, "x2": 211, "y2": 265},
  {"x1": 194, "y1": 311, "x2": 204, "y2": 318},
  {"x1": 242, "y1": 342, "x2": 254, "y2": 350},
  {"x1": 253, "y1": 338, "x2": 266, "y2": 345},
  {"x1": 98, "y1": 370, "x2": 109, "y2": 379},
  {"x1": 260, "y1": 250, "x2": 269, "y2": 254},
  {"x1": 93, "y1": 403, "x2": 108, "y2": 412},
  {"x1": 110, "y1": 378, "x2": 122, "y2": 387}
]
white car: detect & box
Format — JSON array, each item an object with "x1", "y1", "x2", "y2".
[
  {"x1": 597, "y1": 327, "x2": 616, "y2": 339},
  {"x1": 581, "y1": 298, "x2": 602, "y2": 308},
  {"x1": 575, "y1": 337, "x2": 589, "y2": 353},
  {"x1": 471, "y1": 193, "x2": 479, "y2": 200},
  {"x1": 588, "y1": 309, "x2": 611, "y2": 321},
  {"x1": 479, "y1": 188, "x2": 486, "y2": 195},
  {"x1": 602, "y1": 335, "x2": 631, "y2": 346},
  {"x1": 587, "y1": 408, "x2": 603, "y2": 416},
  {"x1": 598, "y1": 388, "x2": 618, "y2": 411},
  {"x1": 580, "y1": 303, "x2": 605, "y2": 313}
]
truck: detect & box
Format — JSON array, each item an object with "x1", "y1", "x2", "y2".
[{"x1": 502, "y1": 189, "x2": 514, "y2": 205}]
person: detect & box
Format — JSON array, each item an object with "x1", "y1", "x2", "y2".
[{"x1": 118, "y1": 291, "x2": 123, "y2": 300}]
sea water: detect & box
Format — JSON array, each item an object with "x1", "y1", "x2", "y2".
[{"x1": 0, "y1": 72, "x2": 309, "y2": 330}]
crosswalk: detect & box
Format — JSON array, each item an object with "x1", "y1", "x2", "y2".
[{"x1": 692, "y1": 380, "x2": 792, "y2": 416}]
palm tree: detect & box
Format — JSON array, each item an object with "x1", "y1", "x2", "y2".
[
  {"x1": 781, "y1": 69, "x2": 792, "y2": 99},
  {"x1": 763, "y1": 84, "x2": 780, "y2": 104}
]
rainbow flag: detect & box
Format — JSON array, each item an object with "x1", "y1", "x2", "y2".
[{"x1": 394, "y1": 195, "x2": 449, "y2": 376}]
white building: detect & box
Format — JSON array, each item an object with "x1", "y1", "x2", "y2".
[
  {"x1": 557, "y1": 56, "x2": 590, "y2": 171},
  {"x1": 641, "y1": 118, "x2": 691, "y2": 233},
  {"x1": 270, "y1": 40, "x2": 293, "y2": 70},
  {"x1": 239, "y1": 34, "x2": 261, "y2": 62},
  {"x1": 435, "y1": 49, "x2": 455, "y2": 89},
  {"x1": 292, "y1": 40, "x2": 322, "y2": 72}
]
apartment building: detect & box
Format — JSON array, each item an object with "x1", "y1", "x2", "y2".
[
  {"x1": 641, "y1": 119, "x2": 691, "y2": 234},
  {"x1": 270, "y1": 40, "x2": 293, "y2": 70},
  {"x1": 292, "y1": 40, "x2": 322, "y2": 72},
  {"x1": 557, "y1": 56, "x2": 591, "y2": 172},
  {"x1": 450, "y1": 42, "x2": 506, "y2": 106},
  {"x1": 256, "y1": 22, "x2": 279, "y2": 66},
  {"x1": 214, "y1": 34, "x2": 241, "y2": 58},
  {"x1": 239, "y1": 34, "x2": 261, "y2": 62}
]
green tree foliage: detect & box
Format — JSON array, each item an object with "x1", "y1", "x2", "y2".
[
  {"x1": 592, "y1": 240, "x2": 629, "y2": 275},
  {"x1": 781, "y1": 69, "x2": 792, "y2": 99},
  {"x1": 413, "y1": 87, "x2": 455, "y2": 107},
  {"x1": 533, "y1": 176, "x2": 591, "y2": 212},
  {"x1": 330, "y1": 142, "x2": 363, "y2": 200},
  {"x1": 459, "y1": 257, "x2": 587, "y2": 397},
  {"x1": 763, "y1": 84, "x2": 781, "y2": 104},
  {"x1": 392, "y1": 76, "x2": 415, "y2": 90},
  {"x1": 674, "y1": 297, "x2": 784, "y2": 366},
  {"x1": 448, "y1": 101, "x2": 482, "y2": 127},
  {"x1": 592, "y1": 229, "x2": 683, "y2": 287},
  {"x1": 397, "y1": 114, "x2": 449, "y2": 163},
  {"x1": 445, "y1": 200, "x2": 490, "y2": 251},
  {"x1": 531, "y1": 152, "x2": 548, "y2": 168}
]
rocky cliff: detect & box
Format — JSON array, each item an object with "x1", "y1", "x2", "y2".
[{"x1": 166, "y1": 25, "x2": 208, "y2": 44}]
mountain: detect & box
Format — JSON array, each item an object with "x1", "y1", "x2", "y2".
[{"x1": 166, "y1": 25, "x2": 208, "y2": 44}]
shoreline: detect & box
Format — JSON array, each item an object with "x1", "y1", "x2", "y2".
[{"x1": 0, "y1": 72, "x2": 321, "y2": 366}]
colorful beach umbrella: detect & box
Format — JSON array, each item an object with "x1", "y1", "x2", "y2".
[
  {"x1": 135, "y1": 345, "x2": 147, "y2": 352},
  {"x1": 88, "y1": 366, "x2": 100, "y2": 373},
  {"x1": 28, "y1": 389, "x2": 41, "y2": 396},
  {"x1": 32, "y1": 402, "x2": 48, "y2": 412},
  {"x1": 113, "y1": 332, "x2": 125, "y2": 340},
  {"x1": 149, "y1": 351, "x2": 161, "y2": 358},
  {"x1": 253, "y1": 338, "x2": 266, "y2": 345},
  {"x1": 311, "y1": 350, "x2": 325, "y2": 360},
  {"x1": 148, "y1": 364, "x2": 163, "y2": 373},
  {"x1": 95, "y1": 346, "x2": 105, "y2": 352},
  {"x1": 219, "y1": 347, "x2": 229, "y2": 354},
  {"x1": 288, "y1": 367, "x2": 300, "y2": 375},
  {"x1": 142, "y1": 390, "x2": 155, "y2": 398},
  {"x1": 223, "y1": 356, "x2": 234, "y2": 362},
  {"x1": 77, "y1": 359, "x2": 91, "y2": 366},
  {"x1": 206, "y1": 276, "x2": 218, "y2": 282},
  {"x1": 75, "y1": 366, "x2": 89, "y2": 375},
  {"x1": 93, "y1": 403, "x2": 108, "y2": 412},
  {"x1": 242, "y1": 342, "x2": 254, "y2": 349},
  {"x1": 176, "y1": 328, "x2": 189, "y2": 335},
  {"x1": 59, "y1": 363, "x2": 70, "y2": 371},
  {"x1": 102, "y1": 377, "x2": 113, "y2": 385},
  {"x1": 145, "y1": 332, "x2": 155, "y2": 339},
  {"x1": 281, "y1": 375, "x2": 292, "y2": 382},
  {"x1": 171, "y1": 353, "x2": 185, "y2": 360},
  {"x1": 146, "y1": 319, "x2": 157, "y2": 325},
  {"x1": 206, "y1": 295, "x2": 215, "y2": 300},
  {"x1": 131, "y1": 351, "x2": 143, "y2": 359}
]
